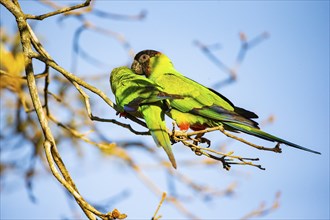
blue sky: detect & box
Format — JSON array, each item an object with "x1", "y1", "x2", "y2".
[{"x1": 1, "y1": 1, "x2": 329, "y2": 219}]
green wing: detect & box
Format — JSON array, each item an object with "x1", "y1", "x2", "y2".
[
  {"x1": 111, "y1": 67, "x2": 182, "y2": 113},
  {"x1": 141, "y1": 104, "x2": 177, "y2": 168},
  {"x1": 152, "y1": 71, "x2": 259, "y2": 128},
  {"x1": 110, "y1": 67, "x2": 178, "y2": 168},
  {"x1": 156, "y1": 71, "x2": 320, "y2": 155}
]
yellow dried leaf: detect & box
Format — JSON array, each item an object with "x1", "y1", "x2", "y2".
[
  {"x1": 0, "y1": 43, "x2": 25, "y2": 76},
  {"x1": 0, "y1": 44, "x2": 25, "y2": 91}
]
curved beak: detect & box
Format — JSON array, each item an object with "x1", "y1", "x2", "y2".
[{"x1": 131, "y1": 60, "x2": 143, "y2": 75}]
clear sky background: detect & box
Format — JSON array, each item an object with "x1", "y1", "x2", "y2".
[{"x1": 1, "y1": 1, "x2": 329, "y2": 219}]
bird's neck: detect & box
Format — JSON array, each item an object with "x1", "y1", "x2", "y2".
[{"x1": 149, "y1": 56, "x2": 176, "y2": 79}]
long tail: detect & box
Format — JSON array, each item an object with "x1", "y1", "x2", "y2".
[
  {"x1": 223, "y1": 122, "x2": 321, "y2": 154},
  {"x1": 142, "y1": 105, "x2": 177, "y2": 168}
]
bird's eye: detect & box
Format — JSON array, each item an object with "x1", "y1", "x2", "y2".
[{"x1": 139, "y1": 54, "x2": 149, "y2": 63}]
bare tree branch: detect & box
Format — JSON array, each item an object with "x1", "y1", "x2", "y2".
[
  {"x1": 1, "y1": 0, "x2": 125, "y2": 218},
  {"x1": 195, "y1": 32, "x2": 269, "y2": 89},
  {"x1": 1, "y1": 1, "x2": 281, "y2": 219},
  {"x1": 25, "y1": 0, "x2": 92, "y2": 20}
]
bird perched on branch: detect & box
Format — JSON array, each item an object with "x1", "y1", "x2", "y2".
[
  {"x1": 131, "y1": 49, "x2": 320, "y2": 155},
  {"x1": 110, "y1": 66, "x2": 182, "y2": 168}
]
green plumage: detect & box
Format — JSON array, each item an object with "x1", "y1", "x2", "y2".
[
  {"x1": 131, "y1": 50, "x2": 320, "y2": 155},
  {"x1": 110, "y1": 66, "x2": 178, "y2": 168}
]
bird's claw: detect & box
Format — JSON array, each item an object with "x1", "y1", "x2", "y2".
[
  {"x1": 193, "y1": 134, "x2": 211, "y2": 147},
  {"x1": 198, "y1": 137, "x2": 211, "y2": 147},
  {"x1": 274, "y1": 143, "x2": 282, "y2": 153}
]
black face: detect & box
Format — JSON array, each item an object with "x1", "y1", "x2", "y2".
[
  {"x1": 134, "y1": 50, "x2": 160, "y2": 62},
  {"x1": 131, "y1": 50, "x2": 160, "y2": 76}
]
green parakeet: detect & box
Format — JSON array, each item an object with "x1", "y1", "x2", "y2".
[
  {"x1": 131, "y1": 50, "x2": 320, "y2": 155},
  {"x1": 110, "y1": 66, "x2": 181, "y2": 168}
]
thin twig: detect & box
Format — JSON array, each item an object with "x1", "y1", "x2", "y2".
[
  {"x1": 241, "y1": 191, "x2": 281, "y2": 220},
  {"x1": 70, "y1": 78, "x2": 149, "y2": 135},
  {"x1": 26, "y1": 3, "x2": 148, "y2": 132},
  {"x1": 71, "y1": 16, "x2": 134, "y2": 72},
  {"x1": 0, "y1": 70, "x2": 48, "y2": 79},
  {"x1": 181, "y1": 125, "x2": 282, "y2": 153},
  {"x1": 194, "y1": 32, "x2": 269, "y2": 89},
  {"x1": 132, "y1": 165, "x2": 200, "y2": 219},
  {"x1": 25, "y1": 0, "x2": 92, "y2": 20},
  {"x1": 1, "y1": 0, "x2": 118, "y2": 218},
  {"x1": 152, "y1": 192, "x2": 167, "y2": 220}
]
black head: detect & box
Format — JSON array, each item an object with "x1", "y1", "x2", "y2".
[{"x1": 131, "y1": 50, "x2": 161, "y2": 76}]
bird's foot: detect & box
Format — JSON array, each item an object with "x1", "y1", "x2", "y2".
[
  {"x1": 208, "y1": 153, "x2": 265, "y2": 171},
  {"x1": 207, "y1": 154, "x2": 232, "y2": 170},
  {"x1": 197, "y1": 137, "x2": 211, "y2": 147},
  {"x1": 273, "y1": 143, "x2": 282, "y2": 153},
  {"x1": 193, "y1": 133, "x2": 211, "y2": 147}
]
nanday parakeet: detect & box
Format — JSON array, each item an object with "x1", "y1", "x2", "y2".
[
  {"x1": 110, "y1": 66, "x2": 180, "y2": 168},
  {"x1": 131, "y1": 50, "x2": 321, "y2": 155}
]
